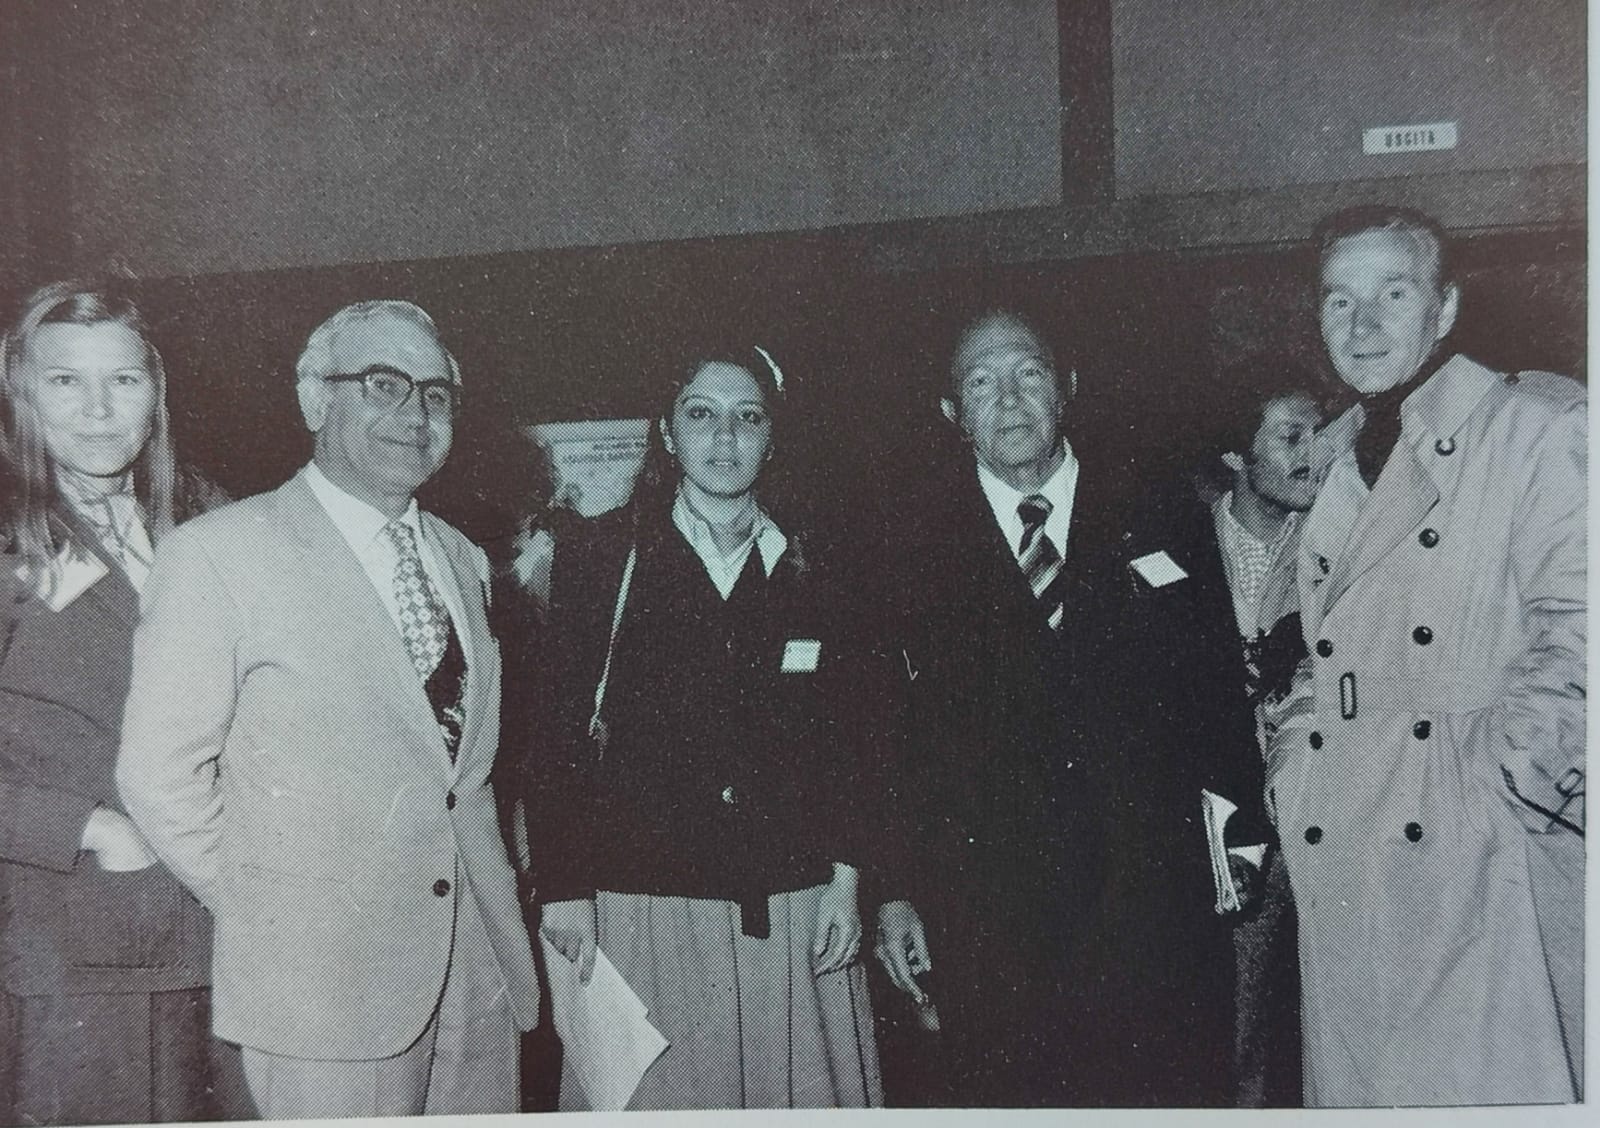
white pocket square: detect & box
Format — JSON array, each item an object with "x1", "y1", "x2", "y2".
[{"x1": 1130, "y1": 550, "x2": 1188, "y2": 587}]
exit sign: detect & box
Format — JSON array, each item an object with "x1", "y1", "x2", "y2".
[{"x1": 1363, "y1": 122, "x2": 1459, "y2": 154}]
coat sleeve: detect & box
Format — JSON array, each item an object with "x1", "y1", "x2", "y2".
[
  {"x1": 514, "y1": 511, "x2": 624, "y2": 904},
  {"x1": 0, "y1": 775, "x2": 98, "y2": 873},
  {"x1": 1498, "y1": 396, "x2": 1586, "y2": 835},
  {"x1": 0, "y1": 571, "x2": 101, "y2": 873},
  {"x1": 115, "y1": 524, "x2": 242, "y2": 912}
]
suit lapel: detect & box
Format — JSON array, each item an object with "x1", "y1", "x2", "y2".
[
  {"x1": 420, "y1": 511, "x2": 491, "y2": 779},
  {"x1": 274, "y1": 475, "x2": 450, "y2": 766},
  {"x1": 954, "y1": 464, "x2": 1053, "y2": 633}
]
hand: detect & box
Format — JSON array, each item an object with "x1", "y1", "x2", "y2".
[
  {"x1": 80, "y1": 807, "x2": 157, "y2": 872},
  {"x1": 1228, "y1": 855, "x2": 1263, "y2": 913},
  {"x1": 540, "y1": 898, "x2": 597, "y2": 984},
  {"x1": 874, "y1": 899, "x2": 932, "y2": 1004},
  {"x1": 812, "y1": 863, "x2": 862, "y2": 976}
]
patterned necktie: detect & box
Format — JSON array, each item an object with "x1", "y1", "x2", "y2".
[
  {"x1": 384, "y1": 520, "x2": 451, "y2": 678},
  {"x1": 1018, "y1": 494, "x2": 1065, "y2": 630}
]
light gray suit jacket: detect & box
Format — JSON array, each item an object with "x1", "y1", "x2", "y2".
[{"x1": 118, "y1": 471, "x2": 538, "y2": 1060}]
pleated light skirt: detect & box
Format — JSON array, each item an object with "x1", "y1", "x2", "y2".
[{"x1": 560, "y1": 885, "x2": 883, "y2": 1110}]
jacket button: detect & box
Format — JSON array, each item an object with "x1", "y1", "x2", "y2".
[
  {"x1": 1505, "y1": 372, "x2": 1521, "y2": 385},
  {"x1": 1305, "y1": 826, "x2": 1323, "y2": 844},
  {"x1": 1413, "y1": 720, "x2": 1431, "y2": 739},
  {"x1": 433, "y1": 879, "x2": 452, "y2": 897},
  {"x1": 1434, "y1": 438, "x2": 1455, "y2": 456},
  {"x1": 1405, "y1": 822, "x2": 1423, "y2": 842},
  {"x1": 1418, "y1": 528, "x2": 1439, "y2": 548},
  {"x1": 446, "y1": 791, "x2": 457, "y2": 810},
  {"x1": 1308, "y1": 731, "x2": 1323, "y2": 749},
  {"x1": 1318, "y1": 555, "x2": 1331, "y2": 574},
  {"x1": 1315, "y1": 639, "x2": 1333, "y2": 658},
  {"x1": 1413, "y1": 626, "x2": 1433, "y2": 645},
  {"x1": 721, "y1": 786, "x2": 735, "y2": 804}
]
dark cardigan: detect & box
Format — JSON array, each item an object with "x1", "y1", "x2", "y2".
[{"x1": 515, "y1": 501, "x2": 893, "y2": 934}]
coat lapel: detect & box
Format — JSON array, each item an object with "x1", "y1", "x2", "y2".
[
  {"x1": 274, "y1": 475, "x2": 450, "y2": 768},
  {"x1": 55, "y1": 507, "x2": 141, "y2": 630},
  {"x1": 1321, "y1": 357, "x2": 1499, "y2": 616},
  {"x1": 1321, "y1": 442, "x2": 1438, "y2": 613}
]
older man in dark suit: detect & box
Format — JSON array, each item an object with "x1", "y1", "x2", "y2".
[{"x1": 872, "y1": 310, "x2": 1268, "y2": 1107}]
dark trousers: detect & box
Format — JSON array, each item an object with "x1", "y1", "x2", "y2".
[{"x1": 0, "y1": 986, "x2": 251, "y2": 1126}]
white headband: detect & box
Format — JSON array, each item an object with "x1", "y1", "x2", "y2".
[{"x1": 752, "y1": 345, "x2": 785, "y2": 393}]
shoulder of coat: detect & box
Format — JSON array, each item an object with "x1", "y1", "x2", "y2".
[{"x1": 1502, "y1": 368, "x2": 1585, "y2": 411}]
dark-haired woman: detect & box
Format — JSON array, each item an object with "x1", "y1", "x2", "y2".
[
  {"x1": 519, "y1": 347, "x2": 885, "y2": 1110},
  {"x1": 0, "y1": 282, "x2": 243, "y2": 1124}
]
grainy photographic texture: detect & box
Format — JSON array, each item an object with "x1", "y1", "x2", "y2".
[{"x1": 0, "y1": 1, "x2": 1584, "y2": 1123}]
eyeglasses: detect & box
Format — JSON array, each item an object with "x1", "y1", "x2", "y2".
[{"x1": 324, "y1": 366, "x2": 462, "y2": 417}]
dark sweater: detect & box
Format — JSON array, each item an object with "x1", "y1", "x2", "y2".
[{"x1": 513, "y1": 502, "x2": 894, "y2": 932}]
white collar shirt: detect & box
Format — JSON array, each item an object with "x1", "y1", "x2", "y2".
[
  {"x1": 303, "y1": 461, "x2": 467, "y2": 638},
  {"x1": 975, "y1": 440, "x2": 1080, "y2": 561},
  {"x1": 671, "y1": 489, "x2": 788, "y2": 601}
]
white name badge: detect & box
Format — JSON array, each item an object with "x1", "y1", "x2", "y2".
[
  {"x1": 781, "y1": 638, "x2": 821, "y2": 673},
  {"x1": 1130, "y1": 550, "x2": 1188, "y2": 588}
]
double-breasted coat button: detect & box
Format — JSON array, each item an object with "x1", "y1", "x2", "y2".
[
  {"x1": 1505, "y1": 372, "x2": 1521, "y2": 385},
  {"x1": 1316, "y1": 639, "x2": 1334, "y2": 657},
  {"x1": 721, "y1": 786, "x2": 735, "y2": 804},
  {"x1": 1413, "y1": 625, "x2": 1434, "y2": 645},
  {"x1": 1308, "y1": 731, "x2": 1323, "y2": 749},
  {"x1": 1418, "y1": 528, "x2": 1440, "y2": 548},
  {"x1": 446, "y1": 791, "x2": 457, "y2": 810},
  {"x1": 1318, "y1": 555, "x2": 1330, "y2": 574},
  {"x1": 1413, "y1": 720, "x2": 1431, "y2": 739},
  {"x1": 1405, "y1": 822, "x2": 1424, "y2": 842},
  {"x1": 1305, "y1": 826, "x2": 1323, "y2": 844},
  {"x1": 1434, "y1": 438, "x2": 1456, "y2": 456},
  {"x1": 433, "y1": 879, "x2": 452, "y2": 897}
]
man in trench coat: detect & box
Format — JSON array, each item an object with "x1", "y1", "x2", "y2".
[{"x1": 1267, "y1": 206, "x2": 1584, "y2": 1106}]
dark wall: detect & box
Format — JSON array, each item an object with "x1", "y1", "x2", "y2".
[
  {"x1": 15, "y1": 0, "x2": 1063, "y2": 278},
  {"x1": 14, "y1": 223, "x2": 1574, "y2": 561}
]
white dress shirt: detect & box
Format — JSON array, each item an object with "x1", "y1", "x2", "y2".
[
  {"x1": 303, "y1": 461, "x2": 468, "y2": 637},
  {"x1": 672, "y1": 489, "x2": 788, "y2": 600},
  {"x1": 975, "y1": 440, "x2": 1080, "y2": 559}
]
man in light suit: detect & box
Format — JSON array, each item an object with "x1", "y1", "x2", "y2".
[{"x1": 117, "y1": 300, "x2": 538, "y2": 1118}]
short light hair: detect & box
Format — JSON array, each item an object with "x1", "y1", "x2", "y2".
[
  {"x1": 1313, "y1": 205, "x2": 1453, "y2": 294},
  {"x1": 294, "y1": 300, "x2": 461, "y2": 385}
]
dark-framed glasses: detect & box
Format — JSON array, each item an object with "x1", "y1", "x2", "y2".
[{"x1": 324, "y1": 366, "x2": 462, "y2": 417}]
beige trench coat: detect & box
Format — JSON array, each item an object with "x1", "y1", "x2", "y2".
[{"x1": 1267, "y1": 355, "x2": 1585, "y2": 1106}]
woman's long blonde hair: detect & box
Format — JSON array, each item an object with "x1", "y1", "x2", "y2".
[{"x1": 0, "y1": 281, "x2": 176, "y2": 584}]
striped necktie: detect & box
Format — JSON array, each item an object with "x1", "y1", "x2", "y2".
[{"x1": 1018, "y1": 495, "x2": 1064, "y2": 630}]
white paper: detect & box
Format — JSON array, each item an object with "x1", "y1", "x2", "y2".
[
  {"x1": 1201, "y1": 788, "x2": 1241, "y2": 914},
  {"x1": 1130, "y1": 549, "x2": 1188, "y2": 587},
  {"x1": 540, "y1": 936, "x2": 669, "y2": 1111},
  {"x1": 781, "y1": 637, "x2": 821, "y2": 672}
]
